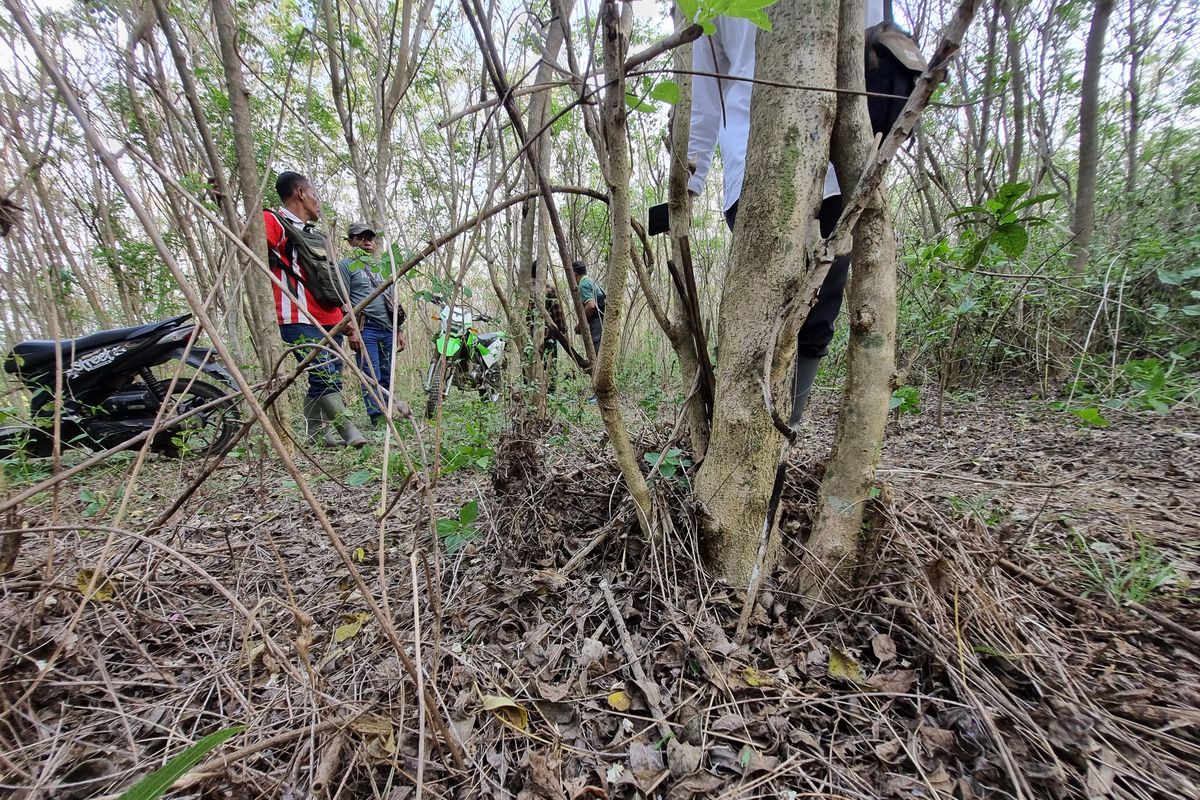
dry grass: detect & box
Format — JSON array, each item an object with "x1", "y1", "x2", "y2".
[{"x1": 1, "y1": 399, "x2": 1197, "y2": 799}]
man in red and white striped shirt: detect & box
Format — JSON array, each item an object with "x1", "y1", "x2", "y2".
[{"x1": 265, "y1": 171, "x2": 365, "y2": 448}]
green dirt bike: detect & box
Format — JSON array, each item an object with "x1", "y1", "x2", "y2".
[{"x1": 424, "y1": 300, "x2": 505, "y2": 418}]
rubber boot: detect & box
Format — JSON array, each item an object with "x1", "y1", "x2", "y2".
[
  {"x1": 302, "y1": 396, "x2": 328, "y2": 445},
  {"x1": 315, "y1": 393, "x2": 367, "y2": 448},
  {"x1": 789, "y1": 356, "x2": 822, "y2": 427}
]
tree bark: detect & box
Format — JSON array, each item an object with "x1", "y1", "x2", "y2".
[
  {"x1": 1067, "y1": 0, "x2": 1115, "y2": 277},
  {"x1": 798, "y1": 0, "x2": 897, "y2": 601},
  {"x1": 692, "y1": 0, "x2": 838, "y2": 582},
  {"x1": 667, "y1": 14, "x2": 711, "y2": 458},
  {"x1": 597, "y1": 0, "x2": 654, "y2": 534},
  {"x1": 210, "y1": 0, "x2": 288, "y2": 426},
  {"x1": 999, "y1": 0, "x2": 1026, "y2": 185}
]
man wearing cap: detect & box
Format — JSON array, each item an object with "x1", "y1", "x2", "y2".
[{"x1": 340, "y1": 223, "x2": 406, "y2": 429}]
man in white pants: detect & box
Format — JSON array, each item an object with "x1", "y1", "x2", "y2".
[{"x1": 689, "y1": 1, "x2": 886, "y2": 424}]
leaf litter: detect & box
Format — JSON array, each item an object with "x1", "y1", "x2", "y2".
[{"x1": 0, "y1": 396, "x2": 1196, "y2": 798}]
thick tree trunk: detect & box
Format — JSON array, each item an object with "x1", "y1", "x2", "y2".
[
  {"x1": 692, "y1": 0, "x2": 838, "y2": 582},
  {"x1": 799, "y1": 0, "x2": 897, "y2": 601},
  {"x1": 1067, "y1": 0, "x2": 1115, "y2": 277},
  {"x1": 211, "y1": 0, "x2": 287, "y2": 424}
]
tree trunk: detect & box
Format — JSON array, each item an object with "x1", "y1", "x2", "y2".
[
  {"x1": 667, "y1": 16, "x2": 710, "y2": 458},
  {"x1": 799, "y1": 0, "x2": 897, "y2": 600},
  {"x1": 1067, "y1": 0, "x2": 1115, "y2": 277},
  {"x1": 596, "y1": 0, "x2": 654, "y2": 534},
  {"x1": 999, "y1": 0, "x2": 1026, "y2": 185},
  {"x1": 692, "y1": 0, "x2": 838, "y2": 582},
  {"x1": 211, "y1": 0, "x2": 288, "y2": 426}
]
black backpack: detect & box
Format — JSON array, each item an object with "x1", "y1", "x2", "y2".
[
  {"x1": 864, "y1": 20, "x2": 926, "y2": 136},
  {"x1": 266, "y1": 210, "x2": 347, "y2": 310}
]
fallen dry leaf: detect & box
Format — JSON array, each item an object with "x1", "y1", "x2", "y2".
[
  {"x1": 481, "y1": 693, "x2": 529, "y2": 731},
  {"x1": 75, "y1": 569, "x2": 115, "y2": 602},
  {"x1": 607, "y1": 690, "x2": 632, "y2": 712},
  {"x1": 666, "y1": 738, "x2": 702, "y2": 777},
  {"x1": 334, "y1": 612, "x2": 371, "y2": 643},
  {"x1": 868, "y1": 669, "x2": 917, "y2": 695},
  {"x1": 872, "y1": 633, "x2": 898, "y2": 663},
  {"x1": 738, "y1": 666, "x2": 774, "y2": 687},
  {"x1": 828, "y1": 645, "x2": 865, "y2": 684}
]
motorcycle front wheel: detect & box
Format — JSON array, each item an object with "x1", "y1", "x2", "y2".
[
  {"x1": 157, "y1": 379, "x2": 239, "y2": 458},
  {"x1": 425, "y1": 364, "x2": 455, "y2": 419}
]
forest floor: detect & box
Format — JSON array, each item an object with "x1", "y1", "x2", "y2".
[{"x1": 1, "y1": 390, "x2": 1198, "y2": 799}]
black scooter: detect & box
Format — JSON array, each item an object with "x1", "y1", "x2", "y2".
[{"x1": 1, "y1": 314, "x2": 239, "y2": 459}]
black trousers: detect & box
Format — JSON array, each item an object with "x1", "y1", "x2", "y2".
[{"x1": 725, "y1": 194, "x2": 849, "y2": 359}]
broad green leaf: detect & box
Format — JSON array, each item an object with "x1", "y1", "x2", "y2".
[
  {"x1": 435, "y1": 518, "x2": 458, "y2": 536},
  {"x1": 650, "y1": 80, "x2": 681, "y2": 105},
  {"x1": 118, "y1": 726, "x2": 244, "y2": 800},
  {"x1": 1157, "y1": 268, "x2": 1185, "y2": 286},
  {"x1": 1070, "y1": 407, "x2": 1110, "y2": 428},
  {"x1": 1010, "y1": 192, "x2": 1059, "y2": 213},
  {"x1": 459, "y1": 500, "x2": 479, "y2": 526},
  {"x1": 625, "y1": 92, "x2": 655, "y2": 113},
  {"x1": 992, "y1": 222, "x2": 1029, "y2": 259},
  {"x1": 993, "y1": 181, "x2": 1031, "y2": 210},
  {"x1": 345, "y1": 469, "x2": 374, "y2": 486}
]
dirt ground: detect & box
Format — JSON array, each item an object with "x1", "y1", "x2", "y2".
[{"x1": 0, "y1": 393, "x2": 1197, "y2": 799}]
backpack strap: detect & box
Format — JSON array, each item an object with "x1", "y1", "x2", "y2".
[{"x1": 265, "y1": 209, "x2": 306, "y2": 287}]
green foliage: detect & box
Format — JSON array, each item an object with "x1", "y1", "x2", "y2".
[
  {"x1": 117, "y1": 725, "x2": 243, "y2": 800},
  {"x1": 946, "y1": 181, "x2": 1055, "y2": 268},
  {"x1": 1064, "y1": 353, "x2": 1197, "y2": 414},
  {"x1": 1069, "y1": 406, "x2": 1110, "y2": 428},
  {"x1": 435, "y1": 500, "x2": 480, "y2": 554},
  {"x1": 677, "y1": 0, "x2": 778, "y2": 34},
  {"x1": 889, "y1": 385, "x2": 921, "y2": 415},
  {"x1": 1068, "y1": 533, "x2": 1180, "y2": 605},
  {"x1": 644, "y1": 448, "x2": 692, "y2": 485},
  {"x1": 438, "y1": 401, "x2": 500, "y2": 475}
]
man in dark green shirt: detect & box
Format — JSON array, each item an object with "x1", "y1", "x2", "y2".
[
  {"x1": 573, "y1": 260, "x2": 605, "y2": 356},
  {"x1": 573, "y1": 260, "x2": 605, "y2": 405},
  {"x1": 339, "y1": 223, "x2": 406, "y2": 427}
]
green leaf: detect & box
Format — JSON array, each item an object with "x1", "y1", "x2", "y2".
[
  {"x1": 118, "y1": 726, "x2": 244, "y2": 800},
  {"x1": 345, "y1": 469, "x2": 374, "y2": 486},
  {"x1": 435, "y1": 518, "x2": 459, "y2": 536},
  {"x1": 1010, "y1": 192, "x2": 1059, "y2": 213},
  {"x1": 992, "y1": 222, "x2": 1029, "y2": 259},
  {"x1": 677, "y1": 0, "x2": 700, "y2": 23},
  {"x1": 1161, "y1": 267, "x2": 1190, "y2": 286},
  {"x1": 649, "y1": 80, "x2": 681, "y2": 105},
  {"x1": 625, "y1": 92, "x2": 655, "y2": 113},
  {"x1": 658, "y1": 463, "x2": 678, "y2": 479},
  {"x1": 1181, "y1": 304, "x2": 1200, "y2": 317},
  {"x1": 993, "y1": 181, "x2": 1031, "y2": 210},
  {"x1": 1070, "y1": 407, "x2": 1110, "y2": 428},
  {"x1": 459, "y1": 500, "x2": 479, "y2": 526}
]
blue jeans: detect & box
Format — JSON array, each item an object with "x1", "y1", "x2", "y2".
[
  {"x1": 357, "y1": 319, "x2": 393, "y2": 420},
  {"x1": 279, "y1": 323, "x2": 343, "y2": 399}
]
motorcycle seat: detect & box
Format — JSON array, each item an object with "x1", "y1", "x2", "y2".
[
  {"x1": 4, "y1": 314, "x2": 192, "y2": 376},
  {"x1": 476, "y1": 331, "x2": 503, "y2": 344}
]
